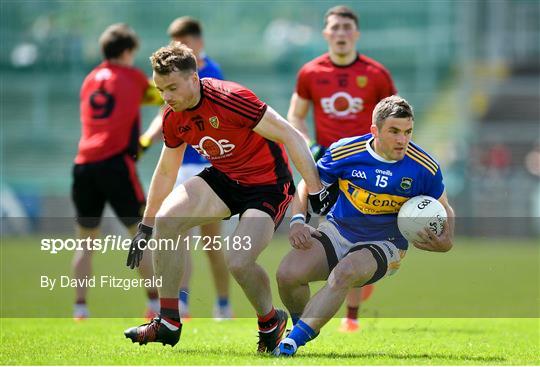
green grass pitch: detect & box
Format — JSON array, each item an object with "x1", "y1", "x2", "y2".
[{"x1": 1, "y1": 235, "x2": 538, "y2": 365}]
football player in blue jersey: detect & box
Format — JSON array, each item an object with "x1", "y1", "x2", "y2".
[
  {"x1": 140, "y1": 17, "x2": 232, "y2": 321},
  {"x1": 274, "y1": 95, "x2": 455, "y2": 356}
]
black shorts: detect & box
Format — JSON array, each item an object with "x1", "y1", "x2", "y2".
[
  {"x1": 197, "y1": 166, "x2": 295, "y2": 229},
  {"x1": 72, "y1": 154, "x2": 145, "y2": 228}
]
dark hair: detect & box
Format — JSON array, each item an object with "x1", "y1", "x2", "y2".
[
  {"x1": 167, "y1": 16, "x2": 202, "y2": 38},
  {"x1": 324, "y1": 5, "x2": 359, "y2": 28},
  {"x1": 150, "y1": 42, "x2": 198, "y2": 75},
  {"x1": 372, "y1": 95, "x2": 414, "y2": 128},
  {"x1": 99, "y1": 23, "x2": 139, "y2": 60}
]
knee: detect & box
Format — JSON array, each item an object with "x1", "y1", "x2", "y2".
[
  {"x1": 155, "y1": 208, "x2": 187, "y2": 237},
  {"x1": 226, "y1": 256, "x2": 252, "y2": 279},
  {"x1": 328, "y1": 259, "x2": 358, "y2": 291},
  {"x1": 276, "y1": 263, "x2": 303, "y2": 288}
]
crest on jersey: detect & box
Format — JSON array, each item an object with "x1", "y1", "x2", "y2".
[
  {"x1": 400, "y1": 177, "x2": 413, "y2": 191},
  {"x1": 209, "y1": 116, "x2": 219, "y2": 129},
  {"x1": 356, "y1": 75, "x2": 368, "y2": 88}
]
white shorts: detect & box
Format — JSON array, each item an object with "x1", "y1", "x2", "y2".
[
  {"x1": 317, "y1": 221, "x2": 406, "y2": 283},
  {"x1": 174, "y1": 163, "x2": 211, "y2": 188}
]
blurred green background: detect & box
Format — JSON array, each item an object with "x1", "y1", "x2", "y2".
[{"x1": 1, "y1": 0, "x2": 539, "y2": 236}]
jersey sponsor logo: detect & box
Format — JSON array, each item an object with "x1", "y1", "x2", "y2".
[
  {"x1": 321, "y1": 92, "x2": 364, "y2": 117},
  {"x1": 339, "y1": 179, "x2": 408, "y2": 215},
  {"x1": 209, "y1": 116, "x2": 219, "y2": 129},
  {"x1": 351, "y1": 170, "x2": 367, "y2": 179},
  {"x1": 193, "y1": 136, "x2": 235, "y2": 159},
  {"x1": 356, "y1": 75, "x2": 368, "y2": 88}
]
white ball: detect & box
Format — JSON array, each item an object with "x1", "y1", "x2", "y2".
[{"x1": 397, "y1": 195, "x2": 447, "y2": 243}]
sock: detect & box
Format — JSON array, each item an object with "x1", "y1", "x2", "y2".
[
  {"x1": 179, "y1": 288, "x2": 189, "y2": 305},
  {"x1": 160, "y1": 298, "x2": 181, "y2": 330},
  {"x1": 147, "y1": 289, "x2": 159, "y2": 300},
  {"x1": 257, "y1": 307, "x2": 278, "y2": 332},
  {"x1": 288, "y1": 320, "x2": 317, "y2": 348},
  {"x1": 217, "y1": 296, "x2": 229, "y2": 308},
  {"x1": 346, "y1": 306, "x2": 359, "y2": 320},
  {"x1": 291, "y1": 313, "x2": 301, "y2": 326},
  {"x1": 146, "y1": 289, "x2": 159, "y2": 312},
  {"x1": 75, "y1": 298, "x2": 86, "y2": 305}
]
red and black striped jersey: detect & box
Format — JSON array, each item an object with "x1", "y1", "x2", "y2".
[
  {"x1": 296, "y1": 53, "x2": 397, "y2": 148},
  {"x1": 76, "y1": 61, "x2": 149, "y2": 164},
  {"x1": 162, "y1": 78, "x2": 292, "y2": 186}
]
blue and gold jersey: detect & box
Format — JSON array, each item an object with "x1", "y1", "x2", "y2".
[{"x1": 317, "y1": 134, "x2": 445, "y2": 250}]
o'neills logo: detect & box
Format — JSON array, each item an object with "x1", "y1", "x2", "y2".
[{"x1": 339, "y1": 179, "x2": 408, "y2": 215}]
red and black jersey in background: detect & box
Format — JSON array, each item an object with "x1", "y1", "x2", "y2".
[{"x1": 75, "y1": 61, "x2": 149, "y2": 164}]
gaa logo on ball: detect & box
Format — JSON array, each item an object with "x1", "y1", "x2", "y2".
[{"x1": 397, "y1": 195, "x2": 447, "y2": 243}]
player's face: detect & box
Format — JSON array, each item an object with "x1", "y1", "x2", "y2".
[
  {"x1": 371, "y1": 117, "x2": 413, "y2": 161},
  {"x1": 153, "y1": 70, "x2": 199, "y2": 112},
  {"x1": 323, "y1": 15, "x2": 359, "y2": 57}
]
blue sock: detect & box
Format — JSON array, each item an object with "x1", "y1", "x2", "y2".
[
  {"x1": 288, "y1": 320, "x2": 316, "y2": 348},
  {"x1": 291, "y1": 313, "x2": 301, "y2": 326},
  {"x1": 217, "y1": 296, "x2": 229, "y2": 308},
  {"x1": 179, "y1": 288, "x2": 189, "y2": 305}
]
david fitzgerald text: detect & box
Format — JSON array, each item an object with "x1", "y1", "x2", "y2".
[{"x1": 40, "y1": 275, "x2": 162, "y2": 291}]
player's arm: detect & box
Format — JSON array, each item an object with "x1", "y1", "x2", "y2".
[
  {"x1": 413, "y1": 190, "x2": 455, "y2": 253},
  {"x1": 288, "y1": 179, "x2": 322, "y2": 250},
  {"x1": 287, "y1": 92, "x2": 311, "y2": 144},
  {"x1": 254, "y1": 107, "x2": 321, "y2": 191},
  {"x1": 141, "y1": 143, "x2": 186, "y2": 227},
  {"x1": 139, "y1": 110, "x2": 165, "y2": 151},
  {"x1": 254, "y1": 107, "x2": 332, "y2": 214},
  {"x1": 127, "y1": 143, "x2": 185, "y2": 268},
  {"x1": 142, "y1": 82, "x2": 164, "y2": 106}
]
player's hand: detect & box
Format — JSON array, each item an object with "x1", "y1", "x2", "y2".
[
  {"x1": 308, "y1": 187, "x2": 332, "y2": 215},
  {"x1": 309, "y1": 142, "x2": 326, "y2": 161},
  {"x1": 289, "y1": 223, "x2": 321, "y2": 250},
  {"x1": 126, "y1": 223, "x2": 153, "y2": 269},
  {"x1": 412, "y1": 222, "x2": 453, "y2": 252}
]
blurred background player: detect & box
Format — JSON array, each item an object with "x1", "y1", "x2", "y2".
[
  {"x1": 140, "y1": 16, "x2": 232, "y2": 320},
  {"x1": 287, "y1": 5, "x2": 397, "y2": 332},
  {"x1": 71, "y1": 23, "x2": 162, "y2": 320}
]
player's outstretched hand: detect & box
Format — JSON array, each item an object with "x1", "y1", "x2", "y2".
[
  {"x1": 126, "y1": 223, "x2": 153, "y2": 269},
  {"x1": 289, "y1": 223, "x2": 321, "y2": 250},
  {"x1": 308, "y1": 187, "x2": 332, "y2": 215},
  {"x1": 412, "y1": 222, "x2": 453, "y2": 253}
]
